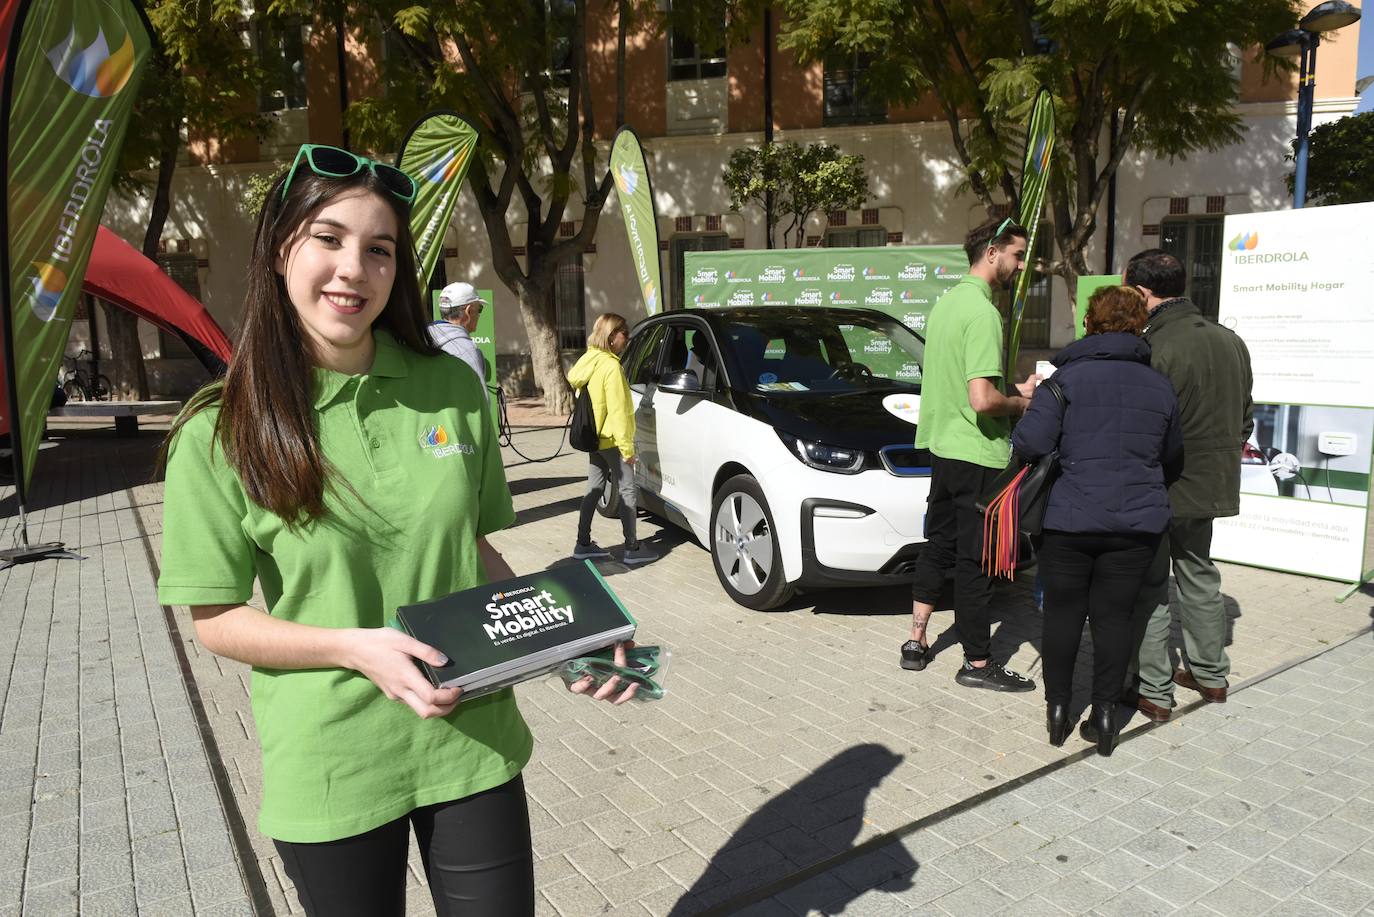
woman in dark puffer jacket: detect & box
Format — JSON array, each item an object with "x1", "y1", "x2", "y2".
[{"x1": 1013, "y1": 286, "x2": 1183, "y2": 756}]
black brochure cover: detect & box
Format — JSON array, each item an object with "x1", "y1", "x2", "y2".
[{"x1": 395, "y1": 560, "x2": 636, "y2": 694}]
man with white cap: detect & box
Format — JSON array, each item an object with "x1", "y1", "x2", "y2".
[{"x1": 430, "y1": 281, "x2": 490, "y2": 399}]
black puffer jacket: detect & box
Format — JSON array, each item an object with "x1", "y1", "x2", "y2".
[{"x1": 1012, "y1": 332, "x2": 1183, "y2": 535}]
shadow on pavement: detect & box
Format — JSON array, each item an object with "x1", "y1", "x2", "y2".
[
  {"x1": 0, "y1": 430, "x2": 162, "y2": 518},
  {"x1": 669, "y1": 744, "x2": 913, "y2": 916},
  {"x1": 543, "y1": 525, "x2": 694, "y2": 578},
  {"x1": 507, "y1": 475, "x2": 583, "y2": 497}
]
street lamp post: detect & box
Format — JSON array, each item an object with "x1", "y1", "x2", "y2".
[{"x1": 1265, "y1": 1, "x2": 1362, "y2": 208}]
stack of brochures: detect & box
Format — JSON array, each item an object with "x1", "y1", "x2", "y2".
[{"x1": 395, "y1": 560, "x2": 637, "y2": 700}]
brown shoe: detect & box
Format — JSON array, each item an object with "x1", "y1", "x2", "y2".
[
  {"x1": 1174, "y1": 668, "x2": 1227, "y2": 703},
  {"x1": 1121, "y1": 687, "x2": 1173, "y2": 722}
]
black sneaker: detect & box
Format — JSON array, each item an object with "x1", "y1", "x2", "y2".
[
  {"x1": 954, "y1": 659, "x2": 1036, "y2": 692},
  {"x1": 900, "y1": 640, "x2": 929, "y2": 671}
]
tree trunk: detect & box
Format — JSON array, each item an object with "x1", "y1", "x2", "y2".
[
  {"x1": 515, "y1": 285, "x2": 573, "y2": 415},
  {"x1": 101, "y1": 306, "x2": 147, "y2": 399},
  {"x1": 107, "y1": 111, "x2": 179, "y2": 400}
]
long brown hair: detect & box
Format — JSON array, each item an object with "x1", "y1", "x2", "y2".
[{"x1": 162, "y1": 166, "x2": 438, "y2": 525}]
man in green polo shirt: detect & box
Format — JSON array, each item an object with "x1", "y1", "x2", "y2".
[{"x1": 901, "y1": 218, "x2": 1039, "y2": 691}]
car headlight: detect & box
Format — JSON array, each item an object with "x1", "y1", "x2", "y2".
[{"x1": 778, "y1": 431, "x2": 866, "y2": 474}]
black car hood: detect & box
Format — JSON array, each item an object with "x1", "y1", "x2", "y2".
[{"x1": 744, "y1": 386, "x2": 921, "y2": 451}]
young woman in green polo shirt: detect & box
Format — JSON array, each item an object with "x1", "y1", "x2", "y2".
[{"x1": 158, "y1": 146, "x2": 636, "y2": 917}]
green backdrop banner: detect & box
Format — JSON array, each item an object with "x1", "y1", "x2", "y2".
[
  {"x1": 610, "y1": 126, "x2": 663, "y2": 316},
  {"x1": 431, "y1": 288, "x2": 497, "y2": 401},
  {"x1": 2, "y1": 0, "x2": 152, "y2": 488},
  {"x1": 1007, "y1": 87, "x2": 1056, "y2": 371},
  {"x1": 683, "y1": 245, "x2": 967, "y2": 382},
  {"x1": 397, "y1": 111, "x2": 479, "y2": 287}
]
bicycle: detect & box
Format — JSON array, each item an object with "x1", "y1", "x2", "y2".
[{"x1": 61, "y1": 349, "x2": 112, "y2": 402}]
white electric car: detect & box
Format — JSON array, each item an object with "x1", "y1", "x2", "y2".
[{"x1": 601, "y1": 306, "x2": 932, "y2": 610}]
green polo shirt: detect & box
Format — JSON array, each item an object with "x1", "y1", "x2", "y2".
[
  {"x1": 158, "y1": 331, "x2": 531, "y2": 843},
  {"x1": 914, "y1": 275, "x2": 1011, "y2": 468}
]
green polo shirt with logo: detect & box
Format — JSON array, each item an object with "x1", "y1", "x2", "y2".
[
  {"x1": 158, "y1": 331, "x2": 531, "y2": 843},
  {"x1": 914, "y1": 275, "x2": 1011, "y2": 469}
]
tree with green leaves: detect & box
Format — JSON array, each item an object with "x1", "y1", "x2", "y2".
[
  {"x1": 1291, "y1": 111, "x2": 1374, "y2": 206},
  {"x1": 272, "y1": 0, "x2": 658, "y2": 413},
  {"x1": 112, "y1": 0, "x2": 269, "y2": 397},
  {"x1": 722, "y1": 141, "x2": 870, "y2": 248},
  {"x1": 768, "y1": 0, "x2": 1299, "y2": 301}
]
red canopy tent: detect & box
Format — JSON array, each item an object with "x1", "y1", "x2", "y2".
[
  {"x1": 85, "y1": 226, "x2": 233, "y2": 367},
  {"x1": 0, "y1": 227, "x2": 232, "y2": 436}
]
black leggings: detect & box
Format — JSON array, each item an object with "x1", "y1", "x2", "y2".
[
  {"x1": 274, "y1": 775, "x2": 534, "y2": 917},
  {"x1": 1038, "y1": 530, "x2": 1161, "y2": 708}
]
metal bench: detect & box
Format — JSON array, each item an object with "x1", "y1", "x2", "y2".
[{"x1": 49, "y1": 400, "x2": 183, "y2": 436}]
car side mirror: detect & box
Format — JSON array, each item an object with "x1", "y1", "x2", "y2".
[{"x1": 658, "y1": 369, "x2": 703, "y2": 396}]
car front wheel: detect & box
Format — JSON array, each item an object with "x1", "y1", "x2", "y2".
[{"x1": 710, "y1": 474, "x2": 793, "y2": 610}]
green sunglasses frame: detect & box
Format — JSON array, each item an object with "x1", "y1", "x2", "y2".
[{"x1": 280, "y1": 144, "x2": 417, "y2": 204}]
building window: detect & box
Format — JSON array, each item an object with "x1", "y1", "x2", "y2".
[
  {"x1": 1018, "y1": 222, "x2": 1054, "y2": 350},
  {"x1": 671, "y1": 233, "x2": 728, "y2": 310},
  {"x1": 825, "y1": 227, "x2": 887, "y2": 248},
  {"x1": 257, "y1": 17, "x2": 306, "y2": 112},
  {"x1": 1160, "y1": 216, "x2": 1224, "y2": 321},
  {"x1": 823, "y1": 51, "x2": 885, "y2": 126},
  {"x1": 668, "y1": 1, "x2": 726, "y2": 80},
  {"x1": 546, "y1": 0, "x2": 575, "y2": 87},
  {"x1": 155, "y1": 254, "x2": 200, "y2": 358},
  {"x1": 554, "y1": 255, "x2": 586, "y2": 350}
]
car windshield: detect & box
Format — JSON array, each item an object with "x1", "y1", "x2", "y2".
[{"x1": 721, "y1": 312, "x2": 924, "y2": 394}]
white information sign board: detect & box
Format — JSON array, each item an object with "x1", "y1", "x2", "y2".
[{"x1": 1211, "y1": 203, "x2": 1374, "y2": 582}]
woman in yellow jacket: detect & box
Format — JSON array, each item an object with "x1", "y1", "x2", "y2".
[{"x1": 567, "y1": 313, "x2": 656, "y2": 565}]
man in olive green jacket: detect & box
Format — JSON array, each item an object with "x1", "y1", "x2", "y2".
[{"x1": 1124, "y1": 250, "x2": 1254, "y2": 722}]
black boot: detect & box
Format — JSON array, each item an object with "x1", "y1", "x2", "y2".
[
  {"x1": 1079, "y1": 705, "x2": 1118, "y2": 756},
  {"x1": 1047, "y1": 703, "x2": 1073, "y2": 747}
]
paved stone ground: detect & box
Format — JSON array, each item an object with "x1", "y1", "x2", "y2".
[
  {"x1": 750, "y1": 632, "x2": 1374, "y2": 917},
  {"x1": 2, "y1": 420, "x2": 1371, "y2": 916},
  {"x1": 0, "y1": 423, "x2": 252, "y2": 916}
]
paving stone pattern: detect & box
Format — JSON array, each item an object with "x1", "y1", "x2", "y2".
[
  {"x1": 773, "y1": 634, "x2": 1374, "y2": 916},
  {"x1": 3, "y1": 423, "x2": 1372, "y2": 916},
  {"x1": 0, "y1": 427, "x2": 252, "y2": 916}
]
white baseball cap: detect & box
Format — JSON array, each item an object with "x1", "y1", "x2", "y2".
[{"x1": 438, "y1": 281, "x2": 487, "y2": 312}]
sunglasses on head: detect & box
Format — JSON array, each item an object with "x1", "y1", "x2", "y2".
[{"x1": 281, "y1": 144, "x2": 417, "y2": 204}]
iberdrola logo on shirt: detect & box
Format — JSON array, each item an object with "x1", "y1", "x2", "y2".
[{"x1": 419, "y1": 423, "x2": 473, "y2": 459}]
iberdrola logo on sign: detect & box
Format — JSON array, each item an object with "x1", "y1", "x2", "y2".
[
  {"x1": 615, "y1": 163, "x2": 639, "y2": 196},
  {"x1": 25, "y1": 263, "x2": 68, "y2": 322},
  {"x1": 1228, "y1": 232, "x2": 1258, "y2": 252},
  {"x1": 419, "y1": 147, "x2": 465, "y2": 184},
  {"x1": 1030, "y1": 135, "x2": 1051, "y2": 175},
  {"x1": 46, "y1": 26, "x2": 137, "y2": 97},
  {"x1": 642, "y1": 281, "x2": 657, "y2": 312}
]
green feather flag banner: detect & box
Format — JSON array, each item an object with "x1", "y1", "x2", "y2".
[
  {"x1": 610, "y1": 126, "x2": 663, "y2": 316},
  {"x1": 1007, "y1": 88, "x2": 1055, "y2": 372},
  {"x1": 1, "y1": 0, "x2": 153, "y2": 491},
  {"x1": 396, "y1": 111, "x2": 479, "y2": 287}
]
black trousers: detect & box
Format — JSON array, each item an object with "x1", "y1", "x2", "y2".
[
  {"x1": 910, "y1": 455, "x2": 1002, "y2": 662},
  {"x1": 1038, "y1": 530, "x2": 1161, "y2": 708},
  {"x1": 274, "y1": 775, "x2": 535, "y2": 917}
]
